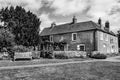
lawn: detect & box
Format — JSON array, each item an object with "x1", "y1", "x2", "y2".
[
  {"x1": 0, "y1": 58, "x2": 88, "y2": 67},
  {"x1": 0, "y1": 61, "x2": 120, "y2": 80}
]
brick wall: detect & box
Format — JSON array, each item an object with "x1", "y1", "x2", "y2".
[{"x1": 52, "y1": 30, "x2": 95, "y2": 52}]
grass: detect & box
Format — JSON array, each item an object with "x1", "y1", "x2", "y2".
[
  {"x1": 0, "y1": 61, "x2": 120, "y2": 80},
  {"x1": 0, "y1": 58, "x2": 89, "y2": 67}
]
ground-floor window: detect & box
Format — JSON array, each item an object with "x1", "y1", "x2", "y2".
[
  {"x1": 77, "y1": 44, "x2": 85, "y2": 51},
  {"x1": 111, "y1": 45, "x2": 115, "y2": 53}
]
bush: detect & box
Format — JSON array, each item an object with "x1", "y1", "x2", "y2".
[
  {"x1": 40, "y1": 51, "x2": 54, "y2": 59},
  {"x1": 32, "y1": 51, "x2": 40, "y2": 59},
  {"x1": 90, "y1": 53, "x2": 107, "y2": 59},
  {"x1": 12, "y1": 45, "x2": 29, "y2": 52}
]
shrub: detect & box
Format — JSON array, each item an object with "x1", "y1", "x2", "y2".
[
  {"x1": 90, "y1": 53, "x2": 107, "y2": 59},
  {"x1": 40, "y1": 51, "x2": 54, "y2": 59},
  {"x1": 32, "y1": 51, "x2": 40, "y2": 59},
  {"x1": 12, "y1": 45, "x2": 29, "y2": 52}
]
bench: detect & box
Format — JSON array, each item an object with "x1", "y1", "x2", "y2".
[{"x1": 14, "y1": 52, "x2": 32, "y2": 61}]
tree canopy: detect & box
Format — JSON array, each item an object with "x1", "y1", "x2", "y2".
[
  {"x1": 0, "y1": 6, "x2": 41, "y2": 47},
  {"x1": 0, "y1": 27, "x2": 14, "y2": 50}
]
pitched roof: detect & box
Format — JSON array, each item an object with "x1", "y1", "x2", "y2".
[{"x1": 40, "y1": 21, "x2": 116, "y2": 36}]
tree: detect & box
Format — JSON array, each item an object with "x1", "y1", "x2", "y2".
[
  {"x1": 117, "y1": 30, "x2": 120, "y2": 48},
  {"x1": 0, "y1": 27, "x2": 15, "y2": 51},
  {"x1": 0, "y1": 6, "x2": 41, "y2": 47}
]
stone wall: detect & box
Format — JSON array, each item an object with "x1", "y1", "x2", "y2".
[
  {"x1": 96, "y1": 31, "x2": 118, "y2": 54},
  {"x1": 53, "y1": 51, "x2": 87, "y2": 58}
]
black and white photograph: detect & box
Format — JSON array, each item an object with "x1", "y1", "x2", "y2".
[{"x1": 0, "y1": 0, "x2": 120, "y2": 80}]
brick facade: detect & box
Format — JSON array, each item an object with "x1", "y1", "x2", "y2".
[{"x1": 40, "y1": 19, "x2": 119, "y2": 54}]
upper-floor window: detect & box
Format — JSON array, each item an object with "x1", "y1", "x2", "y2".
[
  {"x1": 72, "y1": 33, "x2": 77, "y2": 41},
  {"x1": 105, "y1": 34, "x2": 108, "y2": 41},
  {"x1": 100, "y1": 32, "x2": 103, "y2": 40},
  {"x1": 110, "y1": 37, "x2": 114, "y2": 43},
  {"x1": 115, "y1": 37, "x2": 118, "y2": 43},
  {"x1": 60, "y1": 36, "x2": 64, "y2": 41},
  {"x1": 50, "y1": 35, "x2": 53, "y2": 42}
]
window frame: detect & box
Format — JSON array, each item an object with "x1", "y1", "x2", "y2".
[
  {"x1": 100, "y1": 32, "x2": 103, "y2": 40},
  {"x1": 105, "y1": 34, "x2": 108, "y2": 41},
  {"x1": 77, "y1": 44, "x2": 85, "y2": 51},
  {"x1": 72, "y1": 33, "x2": 77, "y2": 41},
  {"x1": 110, "y1": 37, "x2": 114, "y2": 44},
  {"x1": 50, "y1": 35, "x2": 53, "y2": 42}
]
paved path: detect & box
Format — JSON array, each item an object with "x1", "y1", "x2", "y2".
[
  {"x1": 104, "y1": 56, "x2": 120, "y2": 62},
  {"x1": 0, "y1": 56, "x2": 120, "y2": 70}
]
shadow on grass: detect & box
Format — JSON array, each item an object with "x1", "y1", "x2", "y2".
[{"x1": 15, "y1": 58, "x2": 32, "y2": 61}]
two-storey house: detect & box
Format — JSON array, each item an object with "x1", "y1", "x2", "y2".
[{"x1": 40, "y1": 17, "x2": 118, "y2": 54}]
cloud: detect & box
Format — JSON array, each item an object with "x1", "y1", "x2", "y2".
[
  {"x1": 39, "y1": 13, "x2": 55, "y2": 30},
  {"x1": 46, "y1": 0, "x2": 90, "y2": 16},
  {"x1": 87, "y1": 0, "x2": 119, "y2": 19},
  {"x1": 87, "y1": 0, "x2": 120, "y2": 30},
  {"x1": 0, "y1": 0, "x2": 120, "y2": 31},
  {"x1": 0, "y1": 0, "x2": 43, "y2": 14}
]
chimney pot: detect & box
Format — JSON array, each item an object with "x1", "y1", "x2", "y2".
[
  {"x1": 98, "y1": 17, "x2": 102, "y2": 26},
  {"x1": 72, "y1": 16, "x2": 77, "y2": 24},
  {"x1": 51, "y1": 22, "x2": 56, "y2": 28},
  {"x1": 105, "y1": 21, "x2": 110, "y2": 31}
]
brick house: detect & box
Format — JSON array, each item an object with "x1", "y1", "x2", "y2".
[{"x1": 40, "y1": 17, "x2": 118, "y2": 54}]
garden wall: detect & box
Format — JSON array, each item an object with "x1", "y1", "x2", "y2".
[{"x1": 53, "y1": 51, "x2": 87, "y2": 59}]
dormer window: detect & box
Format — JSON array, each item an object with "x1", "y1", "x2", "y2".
[
  {"x1": 50, "y1": 35, "x2": 53, "y2": 42},
  {"x1": 72, "y1": 33, "x2": 77, "y2": 41}
]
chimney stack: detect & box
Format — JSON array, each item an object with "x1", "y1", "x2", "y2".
[
  {"x1": 105, "y1": 21, "x2": 110, "y2": 31},
  {"x1": 98, "y1": 17, "x2": 102, "y2": 27},
  {"x1": 51, "y1": 22, "x2": 56, "y2": 28},
  {"x1": 72, "y1": 16, "x2": 77, "y2": 24}
]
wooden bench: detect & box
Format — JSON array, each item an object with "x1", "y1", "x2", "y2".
[{"x1": 14, "y1": 52, "x2": 32, "y2": 61}]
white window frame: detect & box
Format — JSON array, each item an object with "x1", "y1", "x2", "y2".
[
  {"x1": 100, "y1": 32, "x2": 103, "y2": 40},
  {"x1": 110, "y1": 37, "x2": 114, "y2": 44},
  {"x1": 105, "y1": 34, "x2": 108, "y2": 41},
  {"x1": 103, "y1": 43, "x2": 106, "y2": 48},
  {"x1": 60, "y1": 36, "x2": 64, "y2": 42},
  {"x1": 72, "y1": 33, "x2": 77, "y2": 41},
  {"x1": 50, "y1": 35, "x2": 53, "y2": 42},
  {"x1": 77, "y1": 44, "x2": 85, "y2": 51}
]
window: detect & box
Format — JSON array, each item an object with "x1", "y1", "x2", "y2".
[
  {"x1": 100, "y1": 32, "x2": 103, "y2": 40},
  {"x1": 115, "y1": 37, "x2": 118, "y2": 43},
  {"x1": 110, "y1": 37, "x2": 114, "y2": 43},
  {"x1": 111, "y1": 45, "x2": 115, "y2": 53},
  {"x1": 50, "y1": 35, "x2": 53, "y2": 42},
  {"x1": 77, "y1": 44, "x2": 85, "y2": 51},
  {"x1": 105, "y1": 34, "x2": 108, "y2": 41},
  {"x1": 72, "y1": 33, "x2": 77, "y2": 41},
  {"x1": 103, "y1": 44, "x2": 106, "y2": 48},
  {"x1": 60, "y1": 36, "x2": 64, "y2": 42}
]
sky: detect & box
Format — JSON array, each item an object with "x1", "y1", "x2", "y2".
[{"x1": 0, "y1": 0, "x2": 120, "y2": 32}]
